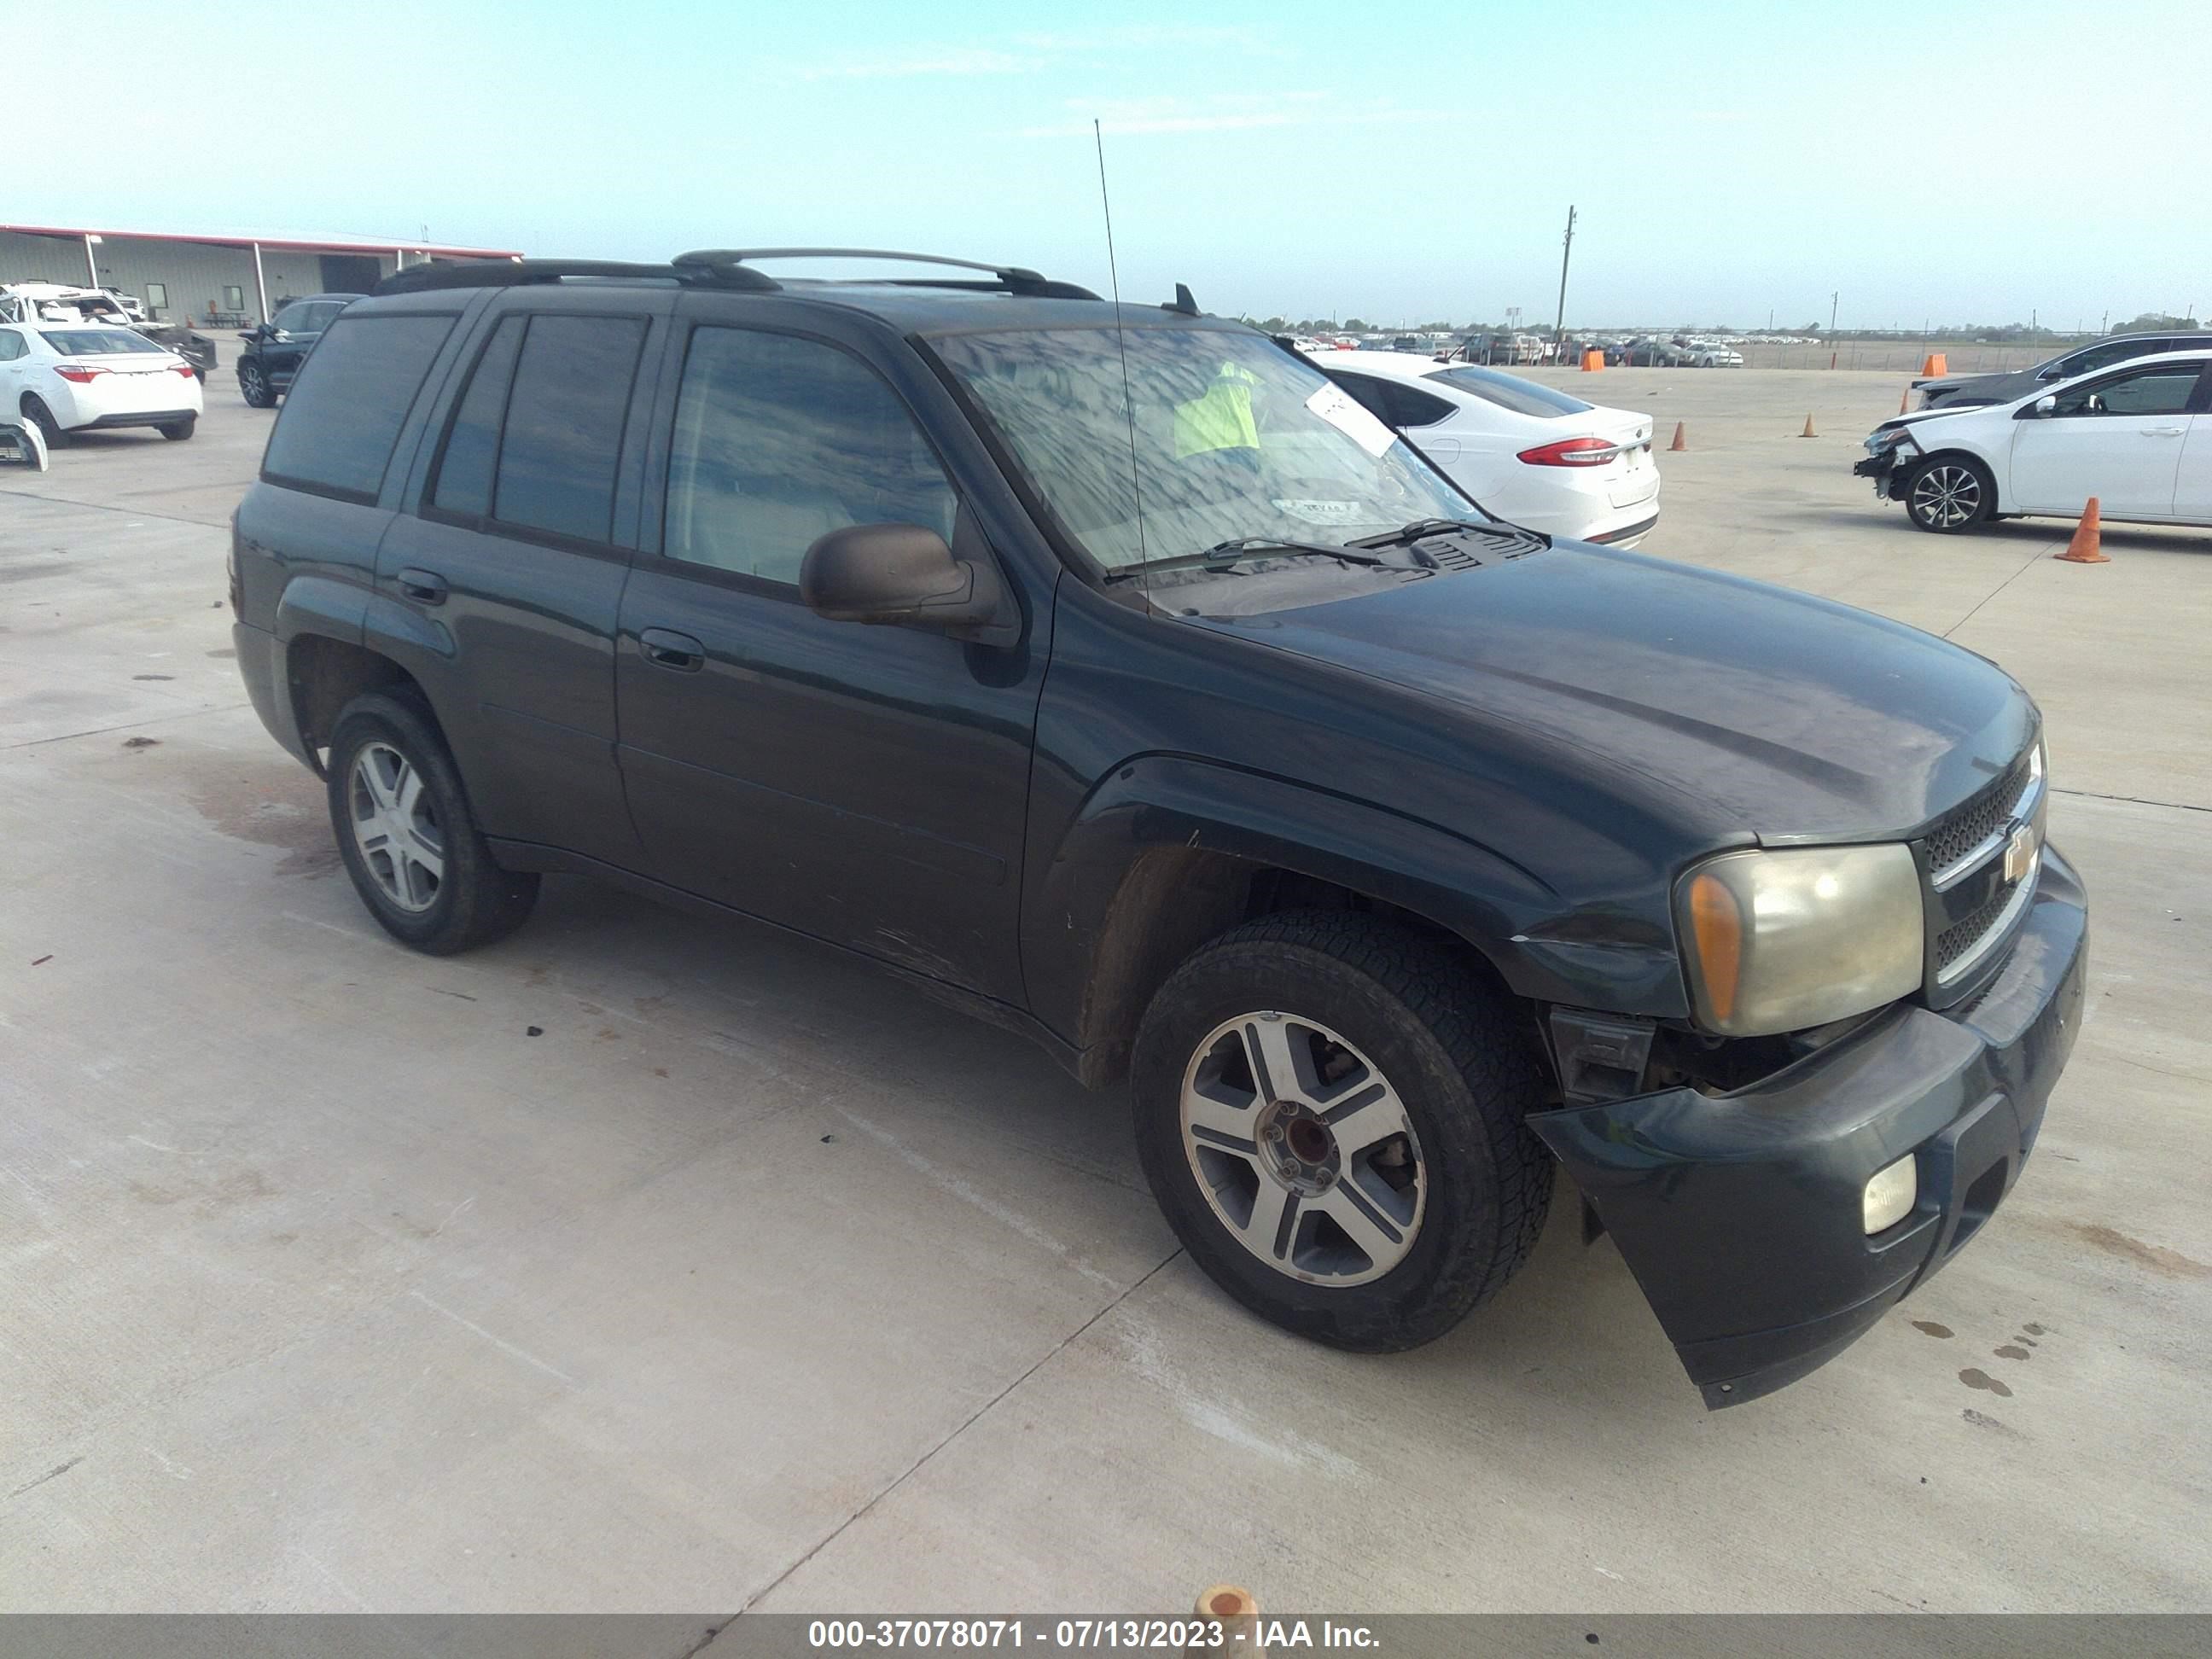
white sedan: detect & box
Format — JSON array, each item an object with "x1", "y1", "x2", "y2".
[
  {"x1": 1313, "y1": 351, "x2": 1660, "y2": 544},
  {"x1": 1856, "y1": 348, "x2": 2212, "y2": 533},
  {"x1": 0, "y1": 319, "x2": 202, "y2": 446}
]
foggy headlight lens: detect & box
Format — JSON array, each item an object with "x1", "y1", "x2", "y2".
[{"x1": 1678, "y1": 844, "x2": 1925, "y2": 1036}]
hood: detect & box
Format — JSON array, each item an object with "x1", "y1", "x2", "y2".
[
  {"x1": 1920, "y1": 368, "x2": 2037, "y2": 401},
  {"x1": 1207, "y1": 544, "x2": 2035, "y2": 842}
]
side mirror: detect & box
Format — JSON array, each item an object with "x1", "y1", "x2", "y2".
[
  {"x1": 2022, "y1": 394, "x2": 2058, "y2": 418},
  {"x1": 801, "y1": 523, "x2": 1009, "y2": 636}
]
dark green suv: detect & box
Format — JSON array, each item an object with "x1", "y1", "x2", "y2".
[{"x1": 228, "y1": 249, "x2": 2086, "y2": 1406}]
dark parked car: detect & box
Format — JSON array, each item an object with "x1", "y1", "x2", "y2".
[
  {"x1": 1917, "y1": 330, "x2": 2206, "y2": 410},
  {"x1": 235, "y1": 292, "x2": 360, "y2": 406},
  {"x1": 230, "y1": 249, "x2": 2085, "y2": 1407},
  {"x1": 135, "y1": 320, "x2": 218, "y2": 379}
]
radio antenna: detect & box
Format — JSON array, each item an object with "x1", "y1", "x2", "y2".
[{"x1": 1094, "y1": 119, "x2": 1151, "y2": 584}]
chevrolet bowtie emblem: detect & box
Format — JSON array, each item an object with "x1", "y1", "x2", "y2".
[{"x1": 2003, "y1": 823, "x2": 2038, "y2": 885}]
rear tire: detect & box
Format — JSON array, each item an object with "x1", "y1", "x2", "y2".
[
  {"x1": 1131, "y1": 911, "x2": 1552, "y2": 1352},
  {"x1": 238, "y1": 360, "x2": 275, "y2": 409},
  {"x1": 325, "y1": 690, "x2": 538, "y2": 955},
  {"x1": 1904, "y1": 455, "x2": 1994, "y2": 533},
  {"x1": 21, "y1": 395, "x2": 67, "y2": 449},
  {"x1": 158, "y1": 416, "x2": 196, "y2": 441}
]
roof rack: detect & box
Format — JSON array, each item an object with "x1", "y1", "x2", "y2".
[
  {"x1": 672, "y1": 247, "x2": 1097, "y2": 300},
  {"x1": 375, "y1": 249, "x2": 1097, "y2": 302},
  {"x1": 375, "y1": 258, "x2": 778, "y2": 297}
]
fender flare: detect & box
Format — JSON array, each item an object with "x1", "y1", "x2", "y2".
[{"x1": 1026, "y1": 754, "x2": 1584, "y2": 1080}]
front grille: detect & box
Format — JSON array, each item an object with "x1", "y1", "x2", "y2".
[
  {"x1": 1924, "y1": 752, "x2": 2033, "y2": 876},
  {"x1": 1936, "y1": 884, "x2": 2017, "y2": 973}
]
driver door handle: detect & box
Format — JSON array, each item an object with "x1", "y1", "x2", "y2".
[
  {"x1": 2143, "y1": 426, "x2": 2186, "y2": 437},
  {"x1": 639, "y1": 628, "x2": 706, "y2": 672},
  {"x1": 395, "y1": 568, "x2": 448, "y2": 604}
]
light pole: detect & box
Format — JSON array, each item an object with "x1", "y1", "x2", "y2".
[
  {"x1": 1552, "y1": 205, "x2": 1577, "y2": 346},
  {"x1": 1830, "y1": 291, "x2": 1838, "y2": 334}
]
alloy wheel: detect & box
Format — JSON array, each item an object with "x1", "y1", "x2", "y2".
[
  {"x1": 1912, "y1": 463, "x2": 1982, "y2": 528},
  {"x1": 347, "y1": 742, "x2": 445, "y2": 912},
  {"x1": 1179, "y1": 1010, "x2": 1426, "y2": 1286}
]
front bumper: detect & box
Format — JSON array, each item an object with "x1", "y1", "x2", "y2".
[
  {"x1": 1853, "y1": 450, "x2": 1911, "y2": 499},
  {"x1": 1531, "y1": 847, "x2": 2087, "y2": 1408}
]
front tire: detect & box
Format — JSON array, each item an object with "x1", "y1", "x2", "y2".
[
  {"x1": 1904, "y1": 455, "x2": 1994, "y2": 533},
  {"x1": 1131, "y1": 912, "x2": 1552, "y2": 1352},
  {"x1": 325, "y1": 691, "x2": 538, "y2": 955},
  {"x1": 238, "y1": 360, "x2": 275, "y2": 408}
]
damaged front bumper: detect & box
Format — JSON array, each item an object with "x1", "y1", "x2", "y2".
[
  {"x1": 1531, "y1": 847, "x2": 2087, "y2": 1408},
  {"x1": 1853, "y1": 448, "x2": 1910, "y2": 498}
]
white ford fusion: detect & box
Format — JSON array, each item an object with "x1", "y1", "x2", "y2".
[
  {"x1": 0, "y1": 320, "x2": 203, "y2": 447},
  {"x1": 1313, "y1": 351, "x2": 1661, "y2": 544},
  {"x1": 1857, "y1": 349, "x2": 2212, "y2": 533}
]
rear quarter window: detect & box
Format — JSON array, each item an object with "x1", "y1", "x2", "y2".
[
  {"x1": 1428, "y1": 366, "x2": 1592, "y2": 417},
  {"x1": 262, "y1": 314, "x2": 456, "y2": 502}
]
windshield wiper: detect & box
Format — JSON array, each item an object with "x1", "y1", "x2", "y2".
[
  {"x1": 1347, "y1": 517, "x2": 1519, "y2": 550},
  {"x1": 1102, "y1": 538, "x2": 1394, "y2": 582}
]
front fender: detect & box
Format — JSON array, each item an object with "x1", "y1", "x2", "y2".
[{"x1": 1022, "y1": 755, "x2": 1684, "y2": 1078}]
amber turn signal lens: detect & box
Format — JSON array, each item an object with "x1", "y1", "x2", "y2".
[{"x1": 1687, "y1": 871, "x2": 1743, "y2": 1026}]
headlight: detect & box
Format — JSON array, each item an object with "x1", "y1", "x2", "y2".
[
  {"x1": 1865, "y1": 426, "x2": 1920, "y2": 457},
  {"x1": 1676, "y1": 844, "x2": 1924, "y2": 1036}
]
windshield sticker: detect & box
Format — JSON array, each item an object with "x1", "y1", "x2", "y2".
[
  {"x1": 1272, "y1": 498, "x2": 1367, "y2": 526},
  {"x1": 1305, "y1": 384, "x2": 1396, "y2": 458}
]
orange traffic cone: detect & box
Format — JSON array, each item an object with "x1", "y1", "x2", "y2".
[
  {"x1": 1668, "y1": 421, "x2": 1687, "y2": 451},
  {"x1": 2054, "y1": 498, "x2": 2109, "y2": 563},
  {"x1": 1900, "y1": 389, "x2": 1912, "y2": 414},
  {"x1": 1920, "y1": 352, "x2": 1947, "y2": 376},
  {"x1": 1800, "y1": 413, "x2": 1817, "y2": 438}
]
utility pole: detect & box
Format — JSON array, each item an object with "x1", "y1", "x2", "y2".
[
  {"x1": 1830, "y1": 291, "x2": 1838, "y2": 334},
  {"x1": 1552, "y1": 205, "x2": 1576, "y2": 345}
]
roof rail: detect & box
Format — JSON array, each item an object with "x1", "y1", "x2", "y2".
[
  {"x1": 375, "y1": 258, "x2": 777, "y2": 297},
  {"x1": 672, "y1": 247, "x2": 1096, "y2": 300}
]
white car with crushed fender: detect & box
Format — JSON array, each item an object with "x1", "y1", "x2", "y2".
[{"x1": 1856, "y1": 348, "x2": 2212, "y2": 533}]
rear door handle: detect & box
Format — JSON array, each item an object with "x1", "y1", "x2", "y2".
[
  {"x1": 2144, "y1": 426, "x2": 2186, "y2": 437},
  {"x1": 395, "y1": 567, "x2": 448, "y2": 604},
  {"x1": 639, "y1": 627, "x2": 706, "y2": 672}
]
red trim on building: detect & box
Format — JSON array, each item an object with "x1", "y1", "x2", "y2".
[{"x1": 1, "y1": 224, "x2": 521, "y2": 259}]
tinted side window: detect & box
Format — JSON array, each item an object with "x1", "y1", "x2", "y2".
[
  {"x1": 272, "y1": 303, "x2": 317, "y2": 334},
  {"x1": 1322, "y1": 370, "x2": 1395, "y2": 425},
  {"x1": 490, "y1": 315, "x2": 647, "y2": 544},
  {"x1": 430, "y1": 317, "x2": 524, "y2": 517},
  {"x1": 663, "y1": 328, "x2": 957, "y2": 585},
  {"x1": 2056, "y1": 365, "x2": 2201, "y2": 416},
  {"x1": 0, "y1": 329, "x2": 21, "y2": 362},
  {"x1": 262, "y1": 314, "x2": 455, "y2": 501},
  {"x1": 1382, "y1": 381, "x2": 1455, "y2": 428}
]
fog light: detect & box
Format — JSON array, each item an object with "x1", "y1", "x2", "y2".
[{"x1": 1864, "y1": 1155, "x2": 1918, "y2": 1234}]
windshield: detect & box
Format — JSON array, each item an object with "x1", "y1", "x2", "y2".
[
  {"x1": 41, "y1": 329, "x2": 165, "y2": 355},
  {"x1": 1428, "y1": 365, "x2": 1592, "y2": 417},
  {"x1": 933, "y1": 325, "x2": 1473, "y2": 570}
]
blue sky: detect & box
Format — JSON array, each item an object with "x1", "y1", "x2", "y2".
[{"x1": 30, "y1": 0, "x2": 2207, "y2": 329}]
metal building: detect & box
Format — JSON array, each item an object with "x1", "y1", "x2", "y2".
[{"x1": 0, "y1": 224, "x2": 522, "y2": 327}]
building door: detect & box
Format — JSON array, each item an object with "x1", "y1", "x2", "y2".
[{"x1": 319, "y1": 254, "x2": 382, "y2": 294}]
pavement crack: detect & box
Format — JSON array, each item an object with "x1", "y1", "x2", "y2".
[
  {"x1": 1941, "y1": 543, "x2": 2055, "y2": 639},
  {"x1": 2051, "y1": 787, "x2": 2211, "y2": 817},
  {"x1": 6, "y1": 704, "x2": 252, "y2": 752},
  {"x1": 7, "y1": 1456, "x2": 84, "y2": 1499},
  {"x1": 0, "y1": 486, "x2": 230, "y2": 531},
  {"x1": 736, "y1": 1249, "x2": 1187, "y2": 1614}
]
